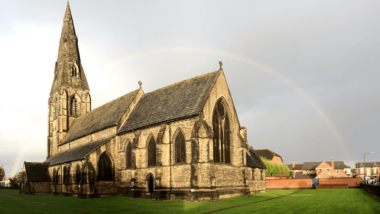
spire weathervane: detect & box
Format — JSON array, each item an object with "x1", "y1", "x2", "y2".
[
  {"x1": 138, "y1": 81, "x2": 142, "y2": 88},
  {"x1": 219, "y1": 61, "x2": 223, "y2": 70}
]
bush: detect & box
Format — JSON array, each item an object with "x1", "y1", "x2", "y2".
[{"x1": 260, "y1": 157, "x2": 292, "y2": 178}]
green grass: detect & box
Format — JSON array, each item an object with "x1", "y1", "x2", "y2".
[{"x1": 0, "y1": 189, "x2": 379, "y2": 214}]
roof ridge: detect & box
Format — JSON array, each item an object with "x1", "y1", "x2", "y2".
[{"x1": 145, "y1": 71, "x2": 220, "y2": 95}]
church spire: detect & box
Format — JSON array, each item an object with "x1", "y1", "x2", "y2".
[{"x1": 50, "y1": 2, "x2": 89, "y2": 95}]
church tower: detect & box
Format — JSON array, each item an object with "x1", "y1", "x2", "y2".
[{"x1": 47, "y1": 3, "x2": 91, "y2": 158}]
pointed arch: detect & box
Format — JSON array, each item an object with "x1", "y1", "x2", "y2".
[
  {"x1": 212, "y1": 96, "x2": 232, "y2": 163},
  {"x1": 75, "y1": 164, "x2": 81, "y2": 184},
  {"x1": 98, "y1": 151, "x2": 114, "y2": 181},
  {"x1": 125, "y1": 139, "x2": 132, "y2": 168},
  {"x1": 173, "y1": 128, "x2": 186, "y2": 163},
  {"x1": 147, "y1": 134, "x2": 156, "y2": 167}
]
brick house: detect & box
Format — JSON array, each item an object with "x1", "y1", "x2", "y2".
[
  {"x1": 355, "y1": 162, "x2": 379, "y2": 180},
  {"x1": 255, "y1": 149, "x2": 283, "y2": 165},
  {"x1": 286, "y1": 163, "x2": 303, "y2": 178},
  {"x1": 289, "y1": 158, "x2": 351, "y2": 179}
]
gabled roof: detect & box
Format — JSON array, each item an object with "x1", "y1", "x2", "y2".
[
  {"x1": 294, "y1": 172, "x2": 315, "y2": 179},
  {"x1": 335, "y1": 171, "x2": 349, "y2": 178},
  {"x1": 246, "y1": 149, "x2": 266, "y2": 169},
  {"x1": 303, "y1": 161, "x2": 347, "y2": 170},
  {"x1": 118, "y1": 71, "x2": 221, "y2": 133},
  {"x1": 47, "y1": 136, "x2": 114, "y2": 166},
  {"x1": 355, "y1": 162, "x2": 379, "y2": 168},
  {"x1": 60, "y1": 90, "x2": 139, "y2": 145},
  {"x1": 24, "y1": 162, "x2": 50, "y2": 182},
  {"x1": 316, "y1": 171, "x2": 333, "y2": 179},
  {"x1": 254, "y1": 149, "x2": 283, "y2": 162}
]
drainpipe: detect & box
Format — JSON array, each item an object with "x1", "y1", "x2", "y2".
[{"x1": 169, "y1": 123, "x2": 172, "y2": 199}]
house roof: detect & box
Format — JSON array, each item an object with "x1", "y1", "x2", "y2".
[
  {"x1": 355, "y1": 162, "x2": 379, "y2": 168},
  {"x1": 24, "y1": 162, "x2": 50, "y2": 182},
  {"x1": 60, "y1": 90, "x2": 139, "y2": 145},
  {"x1": 303, "y1": 161, "x2": 347, "y2": 170},
  {"x1": 316, "y1": 171, "x2": 333, "y2": 179},
  {"x1": 286, "y1": 164, "x2": 292, "y2": 170},
  {"x1": 46, "y1": 136, "x2": 114, "y2": 166},
  {"x1": 335, "y1": 171, "x2": 349, "y2": 178},
  {"x1": 294, "y1": 172, "x2": 315, "y2": 179},
  {"x1": 286, "y1": 164, "x2": 303, "y2": 170},
  {"x1": 246, "y1": 149, "x2": 266, "y2": 169},
  {"x1": 118, "y1": 71, "x2": 221, "y2": 133},
  {"x1": 254, "y1": 149, "x2": 283, "y2": 163}
]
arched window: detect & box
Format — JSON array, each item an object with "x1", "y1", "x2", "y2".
[
  {"x1": 126, "y1": 142, "x2": 132, "y2": 168},
  {"x1": 212, "y1": 99, "x2": 231, "y2": 163},
  {"x1": 98, "y1": 152, "x2": 113, "y2": 181},
  {"x1": 63, "y1": 166, "x2": 70, "y2": 185},
  {"x1": 71, "y1": 98, "x2": 78, "y2": 115},
  {"x1": 148, "y1": 137, "x2": 156, "y2": 166},
  {"x1": 52, "y1": 169, "x2": 56, "y2": 184},
  {"x1": 75, "y1": 164, "x2": 81, "y2": 184},
  {"x1": 175, "y1": 131, "x2": 186, "y2": 163}
]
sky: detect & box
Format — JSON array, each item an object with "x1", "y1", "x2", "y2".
[{"x1": 0, "y1": 0, "x2": 379, "y2": 177}]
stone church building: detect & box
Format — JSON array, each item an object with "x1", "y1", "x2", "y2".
[{"x1": 20, "y1": 3, "x2": 266, "y2": 201}]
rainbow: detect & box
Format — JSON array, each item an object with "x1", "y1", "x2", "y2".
[
  {"x1": 109, "y1": 46, "x2": 352, "y2": 161},
  {"x1": 12, "y1": 47, "x2": 351, "y2": 175}
]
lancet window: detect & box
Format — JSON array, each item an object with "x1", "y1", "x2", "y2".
[
  {"x1": 148, "y1": 137, "x2": 156, "y2": 167},
  {"x1": 71, "y1": 98, "x2": 78, "y2": 115},
  {"x1": 212, "y1": 99, "x2": 231, "y2": 163},
  {"x1": 98, "y1": 152, "x2": 113, "y2": 181},
  {"x1": 175, "y1": 131, "x2": 186, "y2": 163},
  {"x1": 75, "y1": 164, "x2": 81, "y2": 184},
  {"x1": 126, "y1": 142, "x2": 132, "y2": 168}
]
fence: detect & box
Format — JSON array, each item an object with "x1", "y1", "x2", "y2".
[{"x1": 360, "y1": 183, "x2": 380, "y2": 198}]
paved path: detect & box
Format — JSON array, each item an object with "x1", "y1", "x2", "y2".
[
  {"x1": 202, "y1": 189, "x2": 304, "y2": 214},
  {"x1": 0, "y1": 193, "x2": 89, "y2": 214}
]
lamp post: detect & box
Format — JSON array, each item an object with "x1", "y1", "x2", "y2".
[{"x1": 364, "y1": 152, "x2": 374, "y2": 181}]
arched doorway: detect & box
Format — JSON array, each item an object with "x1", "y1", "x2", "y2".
[{"x1": 148, "y1": 174, "x2": 154, "y2": 194}]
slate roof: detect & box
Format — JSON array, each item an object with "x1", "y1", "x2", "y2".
[
  {"x1": 246, "y1": 149, "x2": 266, "y2": 169},
  {"x1": 24, "y1": 162, "x2": 50, "y2": 182},
  {"x1": 46, "y1": 136, "x2": 114, "y2": 166},
  {"x1": 60, "y1": 90, "x2": 139, "y2": 145},
  {"x1": 286, "y1": 164, "x2": 303, "y2": 170},
  {"x1": 355, "y1": 162, "x2": 379, "y2": 168},
  {"x1": 294, "y1": 172, "x2": 315, "y2": 179},
  {"x1": 254, "y1": 149, "x2": 283, "y2": 163},
  {"x1": 302, "y1": 161, "x2": 347, "y2": 170},
  {"x1": 118, "y1": 71, "x2": 221, "y2": 133}
]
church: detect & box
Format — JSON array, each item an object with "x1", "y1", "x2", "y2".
[{"x1": 20, "y1": 3, "x2": 266, "y2": 201}]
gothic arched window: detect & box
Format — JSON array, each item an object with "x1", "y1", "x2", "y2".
[
  {"x1": 126, "y1": 142, "x2": 132, "y2": 168},
  {"x1": 98, "y1": 152, "x2": 113, "y2": 181},
  {"x1": 71, "y1": 98, "x2": 78, "y2": 115},
  {"x1": 63, "y1": 166, "x2": 70, "y2": 185},
  {"x1": 175, "y1": 131, "x2": 186, "y2": 163},
  {"x1": 148, "y1": 137, "x2": 156, "y2": 167},
  {"x1": 75, "y1": 164, "x2": 81, "y2": 184},
  {"x1": 212, "y1": 99, "x2": 231, "y2": 163}
]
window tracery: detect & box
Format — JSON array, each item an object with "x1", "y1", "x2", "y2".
[
  {"x1": 98, "y1": 152, "x2": 113, "y2": 181},
  {"x1": 212, "y1": 99, "x2": 231, "y2": 163}
]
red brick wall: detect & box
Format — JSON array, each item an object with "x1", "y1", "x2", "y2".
[
  {"x1": 319, "y1": 178, "x2": 361, "y2": 187},
  {"x1": 316, "y1": 184, "x2": 348, "y2": 189},
  {"x1": 271, "y1": 156, "x2": 283, "y2": 165},
  {"x1": 266, "y1": 179, "x2": 312, "y2": 189},
  {"x1": 266, "y1": 176, "x2": 287, "y2": 180}
]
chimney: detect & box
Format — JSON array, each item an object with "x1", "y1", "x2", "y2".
[
  {"x1": 292, "y1": 162, "x2": 295, "y2": 168},
  {"x1": 331, "y1": 157, "x2": 334, "y2": 169}
]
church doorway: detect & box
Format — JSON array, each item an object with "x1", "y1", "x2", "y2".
[{"x1": 148, "y1": 174, "x2": 154, "y2": 194}]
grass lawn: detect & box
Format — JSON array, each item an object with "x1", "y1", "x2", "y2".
[{"x1": 0, "y1": 188, "x2": 379, "y2": 214}]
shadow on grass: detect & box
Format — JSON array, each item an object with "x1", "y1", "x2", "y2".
[{"x1": 0, "y1": 189, "x2": 300, "y2": 214}]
